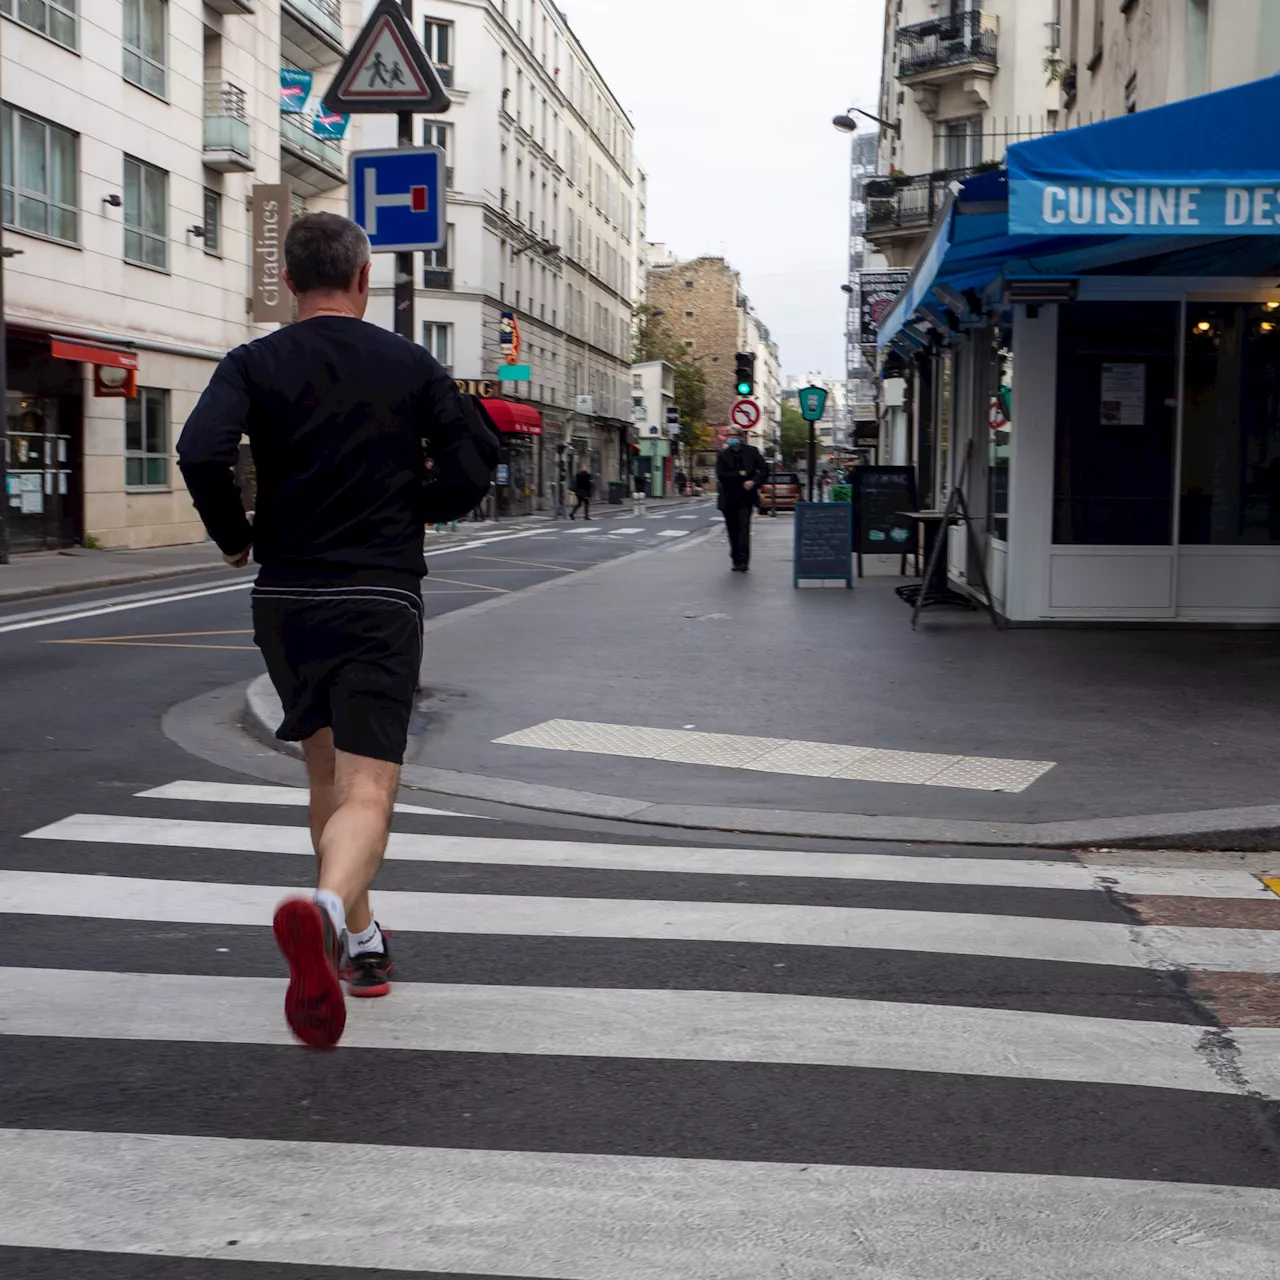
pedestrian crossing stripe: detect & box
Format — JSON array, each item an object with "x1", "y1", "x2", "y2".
[
  {"x1": 137, "y1": 780, "x2": 493, "y2": 819},
  {"x1": 8, "y1": 966, "x2": 1278, "y2": 1095},
  {"x1": 29, "y1": 809, "x2": 1271, "y2": 898}
]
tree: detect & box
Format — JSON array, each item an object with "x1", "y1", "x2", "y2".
[
  {"x1": 779, "y1": 401, "x2": 811, "y2": 467},
  {"x1": 633, "y1": 303, "x2": 712, "y2": 453}
]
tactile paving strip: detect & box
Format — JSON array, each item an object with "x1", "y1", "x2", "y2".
[{"x1": 494, "y1": 720, "x2": 1056, "y2": 793}]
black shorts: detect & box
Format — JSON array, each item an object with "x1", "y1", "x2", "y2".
[{"x1": 251, "y1": 584, "x2": 424, "y2": 764}]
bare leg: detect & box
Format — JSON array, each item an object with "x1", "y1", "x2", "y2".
[
  {"x1": 314, "y1": 748, "x2": 400, "y2": 935},
  {"x1": 302, "y1": 729, "x2": 374, "y2": 932}
]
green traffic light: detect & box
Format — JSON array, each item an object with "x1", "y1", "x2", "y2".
[{"x1": 736, "y1": 381, "x2": 752, "y2": 395}]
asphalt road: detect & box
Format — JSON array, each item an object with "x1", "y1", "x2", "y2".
[{"x1": 2, "y1": 499, "x2": 1280, "y2": 1278}]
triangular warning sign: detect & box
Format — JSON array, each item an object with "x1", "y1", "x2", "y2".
[{"x1": 322, "y1": 0, "x2": 451, "y2": 115}]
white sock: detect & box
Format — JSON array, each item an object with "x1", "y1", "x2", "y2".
[
  {"x1": 347, "y1": 920, "x2": 384, "y2": 956},
  {"x1": 313, "y1": 890, "x2": 345, "y2": 937}
]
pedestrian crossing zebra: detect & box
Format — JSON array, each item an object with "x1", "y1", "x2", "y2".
[{"x1": 3, "y1": 779, "x2": 1280, "y2": 1278}]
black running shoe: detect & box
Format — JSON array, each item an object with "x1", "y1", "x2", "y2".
[{"x1": 348, "y1": 928, "x2": 393, "y2": 999}]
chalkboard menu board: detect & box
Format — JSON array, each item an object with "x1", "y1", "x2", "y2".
[
  {"x1": 793, "y1": 502, "x2": 853, "y2": 587},
  {"x1": 852, "y1": 467, "x2": 917, "y2": 558}
]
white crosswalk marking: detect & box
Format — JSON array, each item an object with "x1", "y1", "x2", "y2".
[
  {"x1": 5, "y1": 780, "x2": 1280, "y2": 1276},
  {"x1": 657, "y1": 529, "x2": 690, "y2": 537}
]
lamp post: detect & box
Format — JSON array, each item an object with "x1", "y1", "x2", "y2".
[{"x1": 831, "y1": 107, "x2": 900, "y2": 136}]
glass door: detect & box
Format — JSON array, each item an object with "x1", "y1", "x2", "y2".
[{"x1": 5, "y1": 392, "x2": 73, "y2": 551}]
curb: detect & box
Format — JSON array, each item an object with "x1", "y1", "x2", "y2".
[
  {"x1": 244, "y1": 674, "x2": 1280, "y2": 850},
  {"x1": 0, "y1": 559, "x2": 226, "y2": 605}
]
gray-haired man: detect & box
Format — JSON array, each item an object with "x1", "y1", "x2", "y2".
[{"x1": 179, "y1": 212, "x2": 490, "y2": 1049}]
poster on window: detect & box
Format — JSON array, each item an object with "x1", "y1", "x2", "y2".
[{"x1": 1100, "y1": 363, "x2": 1145, "y2": 426}]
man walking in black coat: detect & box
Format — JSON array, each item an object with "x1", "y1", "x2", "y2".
[
  {"x1": 570, "y1": 467, "x2": 593, "y2": 520},
  {"x1": 715, "y1": 431, "x2": 768, "y2": 571}
]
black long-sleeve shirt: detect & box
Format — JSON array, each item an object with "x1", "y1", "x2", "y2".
[
  {"x1": 716, "y1": 443, "x2": 768, "y2": 509},
  {"x1": 177, "y1": 316, "x2": 472, "y2": 583}
]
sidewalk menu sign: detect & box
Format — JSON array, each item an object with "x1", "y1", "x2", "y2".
[
  {"x1": 793, "y1": 502, "x2": 853, "y2": 589},
  {"x1": 852, "y1": 466, "x2": 917, "y2": 575}
]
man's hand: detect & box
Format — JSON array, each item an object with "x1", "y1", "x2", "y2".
[
  {"x1": 223, "y1": 545, "x2": 251, "y2": 568},
  {"x1": 743, "y1": 480, "x2": 756, "y2": 491}
]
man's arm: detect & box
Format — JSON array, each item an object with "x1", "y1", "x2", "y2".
[
  {"x1": 176, "y1": 351, "x2": 254, "y2": 560},
  {"x1": 417, "y1": 355, "x2": 498, "y2": 523}
]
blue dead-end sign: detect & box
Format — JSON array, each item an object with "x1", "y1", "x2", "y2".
[{"x1": 349, "y1": 147, "x2": 445, "y2": 253}]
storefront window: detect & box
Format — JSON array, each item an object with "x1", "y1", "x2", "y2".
[
  {"x1": 988, "y1": 335, "x2": 1011, "y2": 541},
  {"x1": 1180, "y1": 302, "x2": 1280, "y2": 545},
  {"x1": 1053, "y1": 301, "x2": 1179, "y2": 545}
]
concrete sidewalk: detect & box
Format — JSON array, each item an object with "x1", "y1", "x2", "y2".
[
  {"x1": 0, "y1": 542, "x2": 228, "y2": 603},
  {"x1": 245, "y1": 514, "x2": 1280, "y2": 848}
]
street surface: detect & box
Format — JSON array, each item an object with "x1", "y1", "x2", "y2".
[{"x1": 2, "y1": 500, "x2": 1280, "y2": 1277}]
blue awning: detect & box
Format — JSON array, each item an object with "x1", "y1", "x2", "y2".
[
  {"x1": 1009, "y1": 74, "x2": 1280, "y2": 236},
  {"x1": 877, "y1": 74, "x2": 1280, "y2": 349}
]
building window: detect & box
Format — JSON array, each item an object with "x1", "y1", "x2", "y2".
[
  {"x1": 423, "y1": 223, "x2": 452, "y2": 290},
  {"x1": 1, "y1": 105, "x2": 78, "y2": 245},
  {"x1": 684, "y1": 279, "x2": 693, "y2": 289},
  {"x1": 126, "y1": 387, "x2": 170, "y2": 489},
  {"x1": 423, "y1": 121, "x2": 453, "y2": 188},
  {"x1": 201, "y1": 187, "x2": 220, "y2": 256},
  {"x1": 123, "y1": 156, "x2": 167, "y2": 270},
  {"x1": 684, "y1": 310, "x2": 693, "y2": 319},
  {"x1": 1124, "y1": 73, "x2": 1137, "y2": 114},
  {"x1": 423, "y1": 19, "x2": 453, "y2": 86},
  {"x1": 937, "y1": 115, "x2": 982, "y2": 171},
  {"x1": 422, "y1": 321, "x2": 451, "y2": 369},
  {"x1": 1088, "y1": 0, "x2": 1104, "y2": 71},
  {"x1": 123, "y1": 0, "x2": 167, "y2": 98},
  {"x1": 0, "y1": 0, "x2": 76, "y2": 50}
]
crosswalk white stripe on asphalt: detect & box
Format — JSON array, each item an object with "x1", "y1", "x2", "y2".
[
  {"x1": 5, "y1": 868, "x2": 1276, "y2": 970},
  {"x1": 5, "y1": 1128, "x2": 1279, "y2": 1280},
  {"x1": 2, "y1": 967, "x2": 1262, "y2": 1095},
  {"x1": 610, "y1": 527, "x2": 644, "y2": 533},
  {"x1": 657, "y1": 529, "x2": 690, "y2": 537},
  {"x1": 136, "y1": 782, "x2": 493, "y2": 820},
  {"x1": 29, "y1": 812, "x2": 1270, "y2": 900}
]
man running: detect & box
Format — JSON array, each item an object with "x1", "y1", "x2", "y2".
[{"x1": 178, "y1": 212, "x2": 491, "y2": 1049}]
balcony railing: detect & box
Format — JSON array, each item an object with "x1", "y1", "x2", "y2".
[
  {"x1": 897, "y1": 9, "x2": 999, "y2": 81},
  {"x1": 865, "y1": 166, "x2": 984, "y2": 237},
  {"x1": 280, "y1": 0, "x2": 344, "y2": 67},
  {"x1": 279, "y1": 111, "x2": 344, "y2": 194},
  {"x1": 203, "y1": 82, "x2": 253, "y2": 173}
]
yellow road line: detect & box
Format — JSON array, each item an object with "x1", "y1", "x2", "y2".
[
  {"x1": 44, "y1": 639, "x2": 257, "y2": 650},
  {"x1": 47, "y1": 629, "x2": 253, "y2": 642},
  {"x1": 473, "y1": 555, "x2": 578, "y2": 572},
  {"x1": 422, "y1": 575, "x2": 510, "y2": 594},
  {"x1": 1261, "y1": 877, "x2": 1280, "y2": 899}
]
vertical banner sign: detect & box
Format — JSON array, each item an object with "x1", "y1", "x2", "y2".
[
  {"x1": 251, "y1": 184, "x2": 293, "y2": 324},
  {"x1": 859, "y1": 270, "x2": 911, "y2": 349},
  {"x1": 499, "y1": 310, "x2": 521, "y2": 364},
  {"x1": 279, "y1": 68, "x2": 313, "y2": 114}
]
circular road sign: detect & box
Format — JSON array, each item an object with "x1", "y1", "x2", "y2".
[{"x1": 730, "y1": 399, "x2": 761, "y2": 429}]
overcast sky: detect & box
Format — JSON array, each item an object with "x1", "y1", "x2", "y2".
[{"x1": 559, "y1": 0, "x2": 886, "y2": 379}]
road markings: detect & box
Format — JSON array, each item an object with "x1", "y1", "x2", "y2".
[
  {"x1": 8, "y1": 1129, "x2": 1280, "y2": 1280},
  {"x1": 494, "y1": 720, "x2": 1056, "y2": 793},
  {"x1": 2, "y1": 967, "x2": 1257, "y2": 1094},
  {"x1": 136, "y1": 780, "x2": 493, "y2": 819},
  {"x1": 8, "y1": 868, "x2": 1280, "y2": 970},
  {"x1": 29, "y1": 812, "x2": 1269, "y2": 898},
  {"x1": 420, "y1": 575, "x2": 510, "y2": 594},
  {"x1": 473, "y1": 555, "x2": 579, "y2": 572},
  {"x1": 0, "y1": 581, "x2": 255, "y2": 637},
  {"x1": 657, "y1": 529, "x2": 690, "y2": 538}
]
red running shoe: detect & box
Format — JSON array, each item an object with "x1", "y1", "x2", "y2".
[{"x1": 273, "y1": 897, "x2": 346, "y2": 1049}]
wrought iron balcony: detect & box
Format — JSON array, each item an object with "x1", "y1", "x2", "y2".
[
  {"x1": 864, "y1": 167, "x2": 981, "y2": 239},
  {"x1": 203, "y1": 83, "x2": 253, "y2": 173},
  {"x1": 897, "y1": 9, "x2": 998, "y2": 82},
  {"x1": 279, "y1": 112, "x2": 345, "y2": 196},
  {"x1": 281, "y1": 0, "x2": 344, "y2": 69}
]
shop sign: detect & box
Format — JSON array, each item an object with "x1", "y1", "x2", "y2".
[
  {"x1": 250, "y1": 184, "x2": 293, "y2": 325},
  {"x1": 280, "y1": 68, "x2": 313, "y2": 114},
  {"x1": 455, "y1": 378, "x2": 496, "y2": 397},
  {"x1": 1013, "y1": 182, "x2": 1280, "y2": 237},
  {"x1": 859, "y1": 270, "x2": 910, "y2": 348},
  {"x1": 500, "y1": 311, "x2": 521, "y2": 363},
  {"x1": 312, "y1": 110, "x2": 350, "y2": 140}
]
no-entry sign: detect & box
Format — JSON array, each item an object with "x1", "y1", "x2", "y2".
[{"x1": 730, "y1": 399, "x2": 761, "y2": 429}]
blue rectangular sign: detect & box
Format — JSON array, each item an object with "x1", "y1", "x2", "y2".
[
  {"x1": 312, "y1": 110, "x2": 350, "y2": 140},
  {"x1": 1010, "y1": 180, "x2": 1280, "y2": 237},
  {"x1": 349, "y1": 147, "x2": 445, "y2": 253},
  {"x1": 497, "y1": 364, "x2": 531, "y2": 381}
]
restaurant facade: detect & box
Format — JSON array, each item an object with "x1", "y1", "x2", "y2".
[{"x1": 878, "y1": 75, "x2": 1280, "y2": 624}]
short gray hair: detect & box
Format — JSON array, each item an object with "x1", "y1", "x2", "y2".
[{"x1": 284, "y1": 212, "x2": 370, "y2": 293}]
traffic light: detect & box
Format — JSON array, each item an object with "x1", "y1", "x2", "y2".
[{"x1": 734, "y1": 352, "x2": 755, "y2": 397}]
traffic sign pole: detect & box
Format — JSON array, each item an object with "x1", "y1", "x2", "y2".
[{"x1": 394, "y1": 0, "x2": 414, "y2": 343}]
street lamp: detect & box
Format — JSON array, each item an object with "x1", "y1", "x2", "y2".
[{"x1": 832, "y1": 107, "x2": 900, "y2": 136}]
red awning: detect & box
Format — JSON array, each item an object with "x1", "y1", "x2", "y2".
[
  {"x1": 481, "y1": 398, "x2": 543, "y2": 436},
  {"x1": 50, "y1": 336, "x2": 139, "y2": 371}
]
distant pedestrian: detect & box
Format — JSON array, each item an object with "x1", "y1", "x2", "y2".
[
  {"x1": 632, "y1": 472, "x2": 648, "y2": 516},
  {"x1": 715, "y1": 431, "x2": 768, "y2": 572},
  {"x1": 675, "y1": 469, "x2": 687, "y2": 496},
  {"x1": 570, "y1": 467, "x2": 592, "y2": 520}
]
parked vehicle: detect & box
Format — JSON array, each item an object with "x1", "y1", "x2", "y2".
[{"x1": 759, "y1": 471, "x2": 802, "y2": 512}]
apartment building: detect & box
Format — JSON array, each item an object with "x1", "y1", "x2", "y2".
[
  {"x1": 1, "y1": 0, "x2": 353, "y2": 552},
  {"x1": 644, "y1": 248, "x2": 782, "y2": 455},
  {"x1": 868, "y1": 0, "x2": 1062, "y2": 270},
  {"x1": 350, "y1": 0, "x2": 641, "y2": 514},
  {"x1": 630, "y1": 358, "x2": 675, "y2": 495},
  {"x1": 1056, "y1": 0, "x2": 1280, "y2": 119}
]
